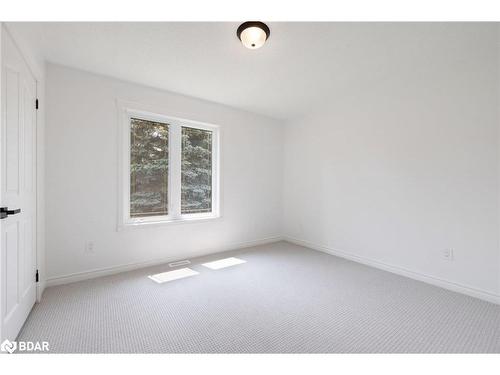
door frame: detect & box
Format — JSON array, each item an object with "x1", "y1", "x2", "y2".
[{"x1": 0, "y1": 23, "x2": 41, "y2": 341}]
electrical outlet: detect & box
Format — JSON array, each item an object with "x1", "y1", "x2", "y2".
[
  {"x1": 443, "y1": 249, "x2": 454, "y2": 261},
  {"x1": 85, "y1": 241, "x2": 95, "y2": 254}
]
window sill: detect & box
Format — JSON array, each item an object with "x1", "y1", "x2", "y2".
[{"x1": 118, "y1": 214, "x2": 222, "y2": 231}]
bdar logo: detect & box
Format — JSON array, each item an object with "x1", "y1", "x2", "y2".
[{"x1": 1, "y1": 339, "x2": 17, "y2": 354}]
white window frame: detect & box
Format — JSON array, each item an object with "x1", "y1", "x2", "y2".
[{"x1": 117, "y1": 101, "x2": 220, "y2": 229}]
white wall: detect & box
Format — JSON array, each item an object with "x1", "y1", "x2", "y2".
[
  {"x1": 283, "y1": 24, "x2": 500, "y2": 301},
  {"x1": 44, "y1": 24, "x2": 500, "y2": 304},
  {"x1": 45, "y1": 64, "x2": 283, "y2": 283}
]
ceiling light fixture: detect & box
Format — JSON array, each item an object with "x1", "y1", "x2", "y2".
[{"x1": 237, "y1": 21, "x2": 270, "y2": 49}]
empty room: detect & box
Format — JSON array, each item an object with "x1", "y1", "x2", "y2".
[{"x1": 0, "y1": 3, "x2": 499, "y2": 368}]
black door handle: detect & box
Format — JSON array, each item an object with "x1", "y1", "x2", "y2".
[{"x1": 0, "y1": 207, "x2": 21, "y2": 219}]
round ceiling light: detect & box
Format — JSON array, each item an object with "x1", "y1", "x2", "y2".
[{"x1": 237, "y1": 21, "x2": 270, "y2": 49}]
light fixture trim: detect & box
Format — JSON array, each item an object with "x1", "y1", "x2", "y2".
[{"x1": 237, "y1": 21, "x2": 270, "y2": 49}]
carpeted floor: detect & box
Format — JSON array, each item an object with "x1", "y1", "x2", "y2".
[{"x1": 18, "y1": 241, "x2": 500, "y2": 353}]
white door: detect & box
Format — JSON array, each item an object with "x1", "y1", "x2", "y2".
[{"x1": 0, "y1": 30, "x2": 37, "y2": 341}]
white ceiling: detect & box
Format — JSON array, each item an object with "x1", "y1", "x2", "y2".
[{"x1": 5, "y1": 22, "x2": 492, "y2": 120}]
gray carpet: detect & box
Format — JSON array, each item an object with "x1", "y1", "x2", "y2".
[{"x1": 18, "y1": 241, "x2": 500, "y2": 353}]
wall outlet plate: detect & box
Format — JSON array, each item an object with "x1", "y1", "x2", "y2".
[
  {"x1": 85, "y1": 241, "x2": 95, "y2": 254},
  {"x1": 443, "y1": 249, "x2": 454, "y2": 261}
]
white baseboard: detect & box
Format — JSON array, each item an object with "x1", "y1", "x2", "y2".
[
  {"x1": 45, "y1": 235, "x2": 500, "y2": 305},
  {"x1": 46, "y1": 236, "x2": 283, "y2": 287},
  {"x1": 284, "y1": 236, "x2": 500, "y2": 305}
]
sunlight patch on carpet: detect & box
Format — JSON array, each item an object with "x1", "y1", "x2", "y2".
[
  {"x1": 148, "y1": 268, "x2": 199, "y2": 283},
  {"x1": 201, "y1": 257, "x2": 246, "y2": 270}
]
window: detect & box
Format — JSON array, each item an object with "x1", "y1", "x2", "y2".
[
  {"x1": 130, "y1": 118, "x2": 169, "y2": 217},
  {"x1": 181, "y1": 127, "x2": 213, "y2": 214},
  {"x1": 119, "y1": 103, "x2": 220, "y2": 228}
]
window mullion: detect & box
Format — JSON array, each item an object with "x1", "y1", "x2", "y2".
[
  {"x1": 124, "y1": 113, "x2": 132, "y2": 222},
  {"x1": 169, "y1": 123, "x2": 182, "y2": 219}
]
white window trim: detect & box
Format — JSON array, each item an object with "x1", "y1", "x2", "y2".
[{"x1": 117, "y1": 100, "x2": 221, "y2": 230}]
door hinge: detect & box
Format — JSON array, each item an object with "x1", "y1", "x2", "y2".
[
  {"x1": 35, "y1": 98, "x2": 39, "y2": 110},
  {"x1": 35, "y1": 269, "x2": 39, "y2": 283}
]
